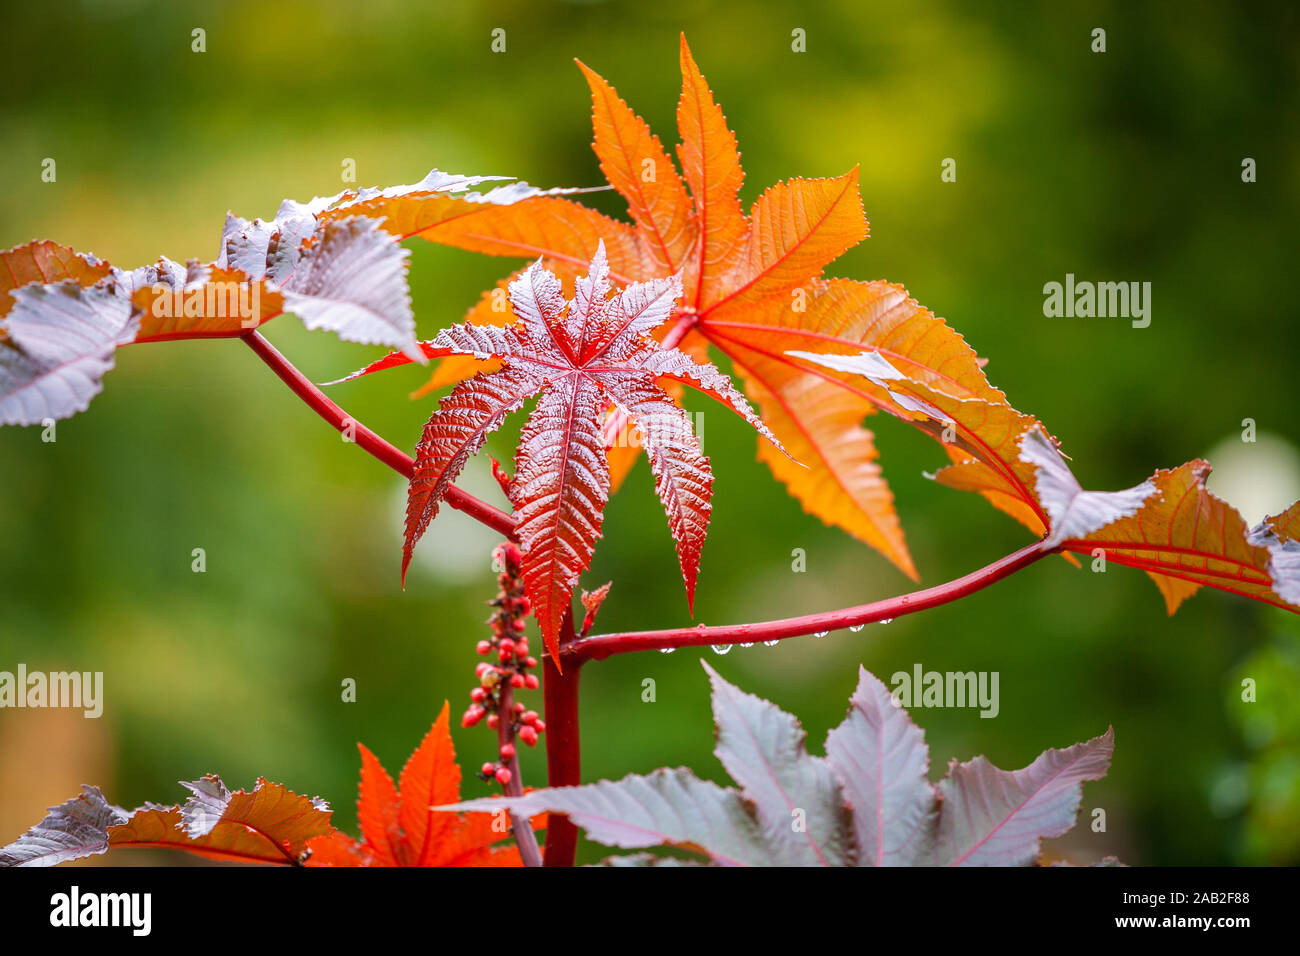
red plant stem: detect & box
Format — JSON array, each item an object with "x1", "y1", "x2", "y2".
[
  {"x1": 542, "y1": 608, "x2": 583, "y2": 867},
  {"x1": 495, "y1": 679, "x2": 543, "y2": 867},
  {"x1": 241, "y1": 331, "x2": 516, "y2": 538},
  {"x1": 563, "y1": 540, "x2": 1052, "y2": 663}
]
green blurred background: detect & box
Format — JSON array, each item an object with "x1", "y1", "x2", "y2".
[{"x1": 2, "y1": 0, "x2": 1298, "y2": 865}]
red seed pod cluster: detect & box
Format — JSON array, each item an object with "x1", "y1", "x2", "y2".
[
  {"x1": 462, "y1": 542, "x2": 546, "y2": 784},
  {"x1": 518, "y1": 709, "x2": 546, "y2": 746}
]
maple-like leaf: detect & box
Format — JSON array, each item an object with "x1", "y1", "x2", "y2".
[
  {"x1": 0, "y1": 777, "x2": 335, "y2": 867},
  {"x1": 440, "y1": 662, "x2": 1114, "y2": 867},
  {"x1": 367, "y1": 37, "x2": 1006, "y2": 581},
  {"x1": 335, "y1": 245, "x2": 786, "y2": 663},
  {"x1": 302, "y1": 702, "x2": 526, "y2": 867},
  {"x1": 792, "y1": 348, "x2": 1300, "y2": 615}
]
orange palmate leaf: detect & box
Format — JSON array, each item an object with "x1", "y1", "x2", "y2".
[
  {"x1": 373, "y1": 36, "x2": 1002, "y2": 580},
  {"x1": 303, "y1": 702, "x2": 527, "y2": 867}
]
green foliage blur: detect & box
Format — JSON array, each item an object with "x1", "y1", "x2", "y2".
[{"x1": 2, "y1": 0, "x2": 1298, "y2": 865}]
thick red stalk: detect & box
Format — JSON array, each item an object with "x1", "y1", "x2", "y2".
[
  {"x1": 542, "y1": 608, "x2": 583, "y2": 867},
  {"x1": 563, "y1": 541, "x2": 1051, "y2": 662},
  {"x1": 241, "y1": 331, "x2": 515, "y2": 537}
]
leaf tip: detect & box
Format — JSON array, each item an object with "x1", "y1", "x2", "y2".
[{"x1": 678, "y1": 33, "x2": 698, "y2": 72}]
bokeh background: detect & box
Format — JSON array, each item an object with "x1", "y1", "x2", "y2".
[{"x1": 2, "y1": 0, "x2": 1298, "y2": 865}]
